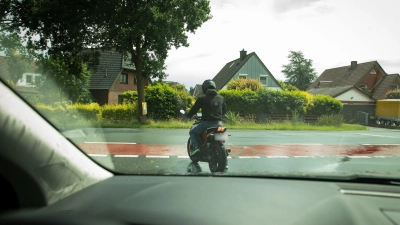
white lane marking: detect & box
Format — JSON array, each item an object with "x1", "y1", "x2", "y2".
[
  {"x1": 114, "y1": 155, "x2": 139, "y2": 158},
  {"x1": 347, "y1": 156, "x2": 371, "y2": 158},
  {"x1": 278, "y1": 144, "x2": 323, "y2": 146},
  {"x1": 362, "y1": 144, "x2": 400, "y2": 146},
  {"x1": 266, "y1": 156, "x2": 289, "y2": 158},
  {"x1": 374, "y1": 156, "x2": 387, "y2": 158},
  {"x1": 146, "y1": 155, "x2": 169, "y2": 158},
  {"x1": 294, "y1": 156, "x2": 316, "y2": 158},
  {"x1": 356, "y1": 134, "x2": 400, "y2": 139},
  {"x1": 88, "y1": 154, "x2": 107, "y2": 157},
  {"x1": 178, "y1": 156, "x2": 190, "y2": 158},
  {"x1": 84, "y1": 142, "x2": 137, "y2": 144},
  {"x1": 239, "y1": 156, "x2": 260, "y2": 159}
]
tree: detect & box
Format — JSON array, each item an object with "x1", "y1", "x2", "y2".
[
  {"x1": 281, "y1": 51, "x2": 317, "y2": 91},
  {"x1": 36, "y1": 54, "x2": 92, "y2": 104},
  {"x1": 227, "y1": 78, "x2": 263, "y2": 91},
  {"x1": 2, "y1": 0, "x2": 212, "y2": 122}
]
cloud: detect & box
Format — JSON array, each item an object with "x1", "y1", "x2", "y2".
[{"x1": 273, "y1": 0, "x2": 323, "y2": 13}]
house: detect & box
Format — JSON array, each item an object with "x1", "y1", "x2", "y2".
[
  {"x1": 307, "y1": 61, "x2": 400, "y2": 104},
  {"x1": 307, "y1": 61, "x2": 400, "y2": 122},
  {"x1": 192, "y1": 84, "x2": 203, "y2": 96},
  {"x1": 0, "y1": 56, "x2": 40, "y2": 96},
  {"x1": 213, "y1": 49, "x2": 282, "y2": 91},
  {"x1": 193, "y1": 49, "x2": 282, "y2": 96},
  {"x1": 88, "y1": 49, "x2": 150, "y2": 105}
]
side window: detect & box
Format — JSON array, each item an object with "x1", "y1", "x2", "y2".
[
  {"x1": 259, "y1": 75, "x2": 268, "y2": 86},
  {"x1": 239, "y1": 74, "x2": 247, "y2": 79},
  {"x1": 391, "y1": 84, "x2": 398, "y2": 90},
  {"x1": 120, "y1": 73, "x2": 128, "y2": 84},
  {"x1": 134, "y1": 75, "x2": 137, "y2": 85},
  {"x1": 118, "y1": 95, "x2": 123, "y2": 104},
  {"x1": 359, "y1": 84, "x2": 367, "y2": 90}
]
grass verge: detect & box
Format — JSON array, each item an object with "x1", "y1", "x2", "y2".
[{"x1": 56, "y1": 119, "x2": 367, "y2": 131}]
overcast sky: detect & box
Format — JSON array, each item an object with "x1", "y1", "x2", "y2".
[{"x1": 164, "y1": 0, "x2": 400, "y2": 89}]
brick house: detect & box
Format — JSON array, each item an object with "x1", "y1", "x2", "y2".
[
  {"x1": 307, "y1": 61, "x2": 400, "y2": 104},
  {"x1": 307, "y1": 61, "x2": 400, "y2": 121},
  {"x1": 89, "y1": 49, "x2": 150, "y2": 105}
]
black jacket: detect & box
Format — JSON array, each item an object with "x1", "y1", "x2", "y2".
[{"x1": 187, "y1": 89, "x2": 227, "y2": 121}]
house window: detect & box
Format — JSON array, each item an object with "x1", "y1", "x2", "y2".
[
  {"x1": 120, "y1": 73, "x2": 128, "y2": 84},
  {"x1": 134, "y1": 75, "x2": 137, "y2": 85},
  {"x1": 391, "y1": 84, "x2": 398, "y2": 90},
  {"x1": 118, "y1": 95, "x2": 123, "y2": 104},
  {"x1": 370, "y1": 69, "x2": 377, "y2": 74},
  {"x1": 359, "y1": 84, "x2": 367, "y2": 90},
  {"x1": 239, "y1": 74, "x2": 247, "y2": 79},
  {"x1": 259, "y1": 75, "x2": 268, "y2": 86},
  {"x1": 26, "y1": 75, "x2": 33, "y2": 84}
]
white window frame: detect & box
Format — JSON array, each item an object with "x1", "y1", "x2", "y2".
[
  {"x1": 259, "y1": 75, "x2": 269, "y2": 86},
  {"x1": 238, "y1": 74, "x2": 247, "y2": 79},
  {"x1": 370, "y1": 69, "x2": 377, "y2": 74}
]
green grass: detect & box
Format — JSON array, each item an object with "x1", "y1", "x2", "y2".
[{"x1": 56, "y1": 119, "x2": 367, "y2": 131}]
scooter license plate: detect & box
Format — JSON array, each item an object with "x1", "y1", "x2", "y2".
[{"x1": 214, "y1": 133, "x2": 228, "y2": 141}]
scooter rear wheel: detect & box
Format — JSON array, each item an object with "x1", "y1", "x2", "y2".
[{"x1": 187, "y1": 138, "x2": 199, "y2": 163}]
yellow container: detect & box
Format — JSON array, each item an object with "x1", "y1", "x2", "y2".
[{"x1": 376, "y1": 100, "x2": 400, "y2": 118}]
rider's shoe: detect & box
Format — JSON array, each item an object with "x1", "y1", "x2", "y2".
[
  {"x1": 190, "y1": 148, "x2": 200, "y2": 156},
  {"x1": 225, "y1": 159, "x2": 229, "y2": 169}
]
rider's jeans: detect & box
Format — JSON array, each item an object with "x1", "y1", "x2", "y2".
[{"x1": 189, "y1": 120, "x2": 222, "y2": 149}]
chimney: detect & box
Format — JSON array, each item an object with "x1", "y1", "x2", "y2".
[
  {"x1": 351, "y1": 61, "x2": 357, "y2": 69},
  {"x1": 240, "y1": 49, "x2": 247, "y2": 61}
]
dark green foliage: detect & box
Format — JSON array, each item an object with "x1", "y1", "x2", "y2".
[
  {"x1": 281, "y1": 51, "x2": 317, "y2": 90},
  {"x1": 385, "y1": 90, "x2": 400, "y2": 99},
  {"x1": 121, "y1": 91, "x2": 138, "y2": 104},
  {"x1": 145, "y1": 83, "x2": 194, "y2": 120}
]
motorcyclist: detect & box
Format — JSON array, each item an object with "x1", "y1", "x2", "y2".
[{"x1": 187, "y1": 79, "x2": 228, "y2": 167}]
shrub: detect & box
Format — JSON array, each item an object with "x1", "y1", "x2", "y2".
[
  {"x1": 68, "y1": 103, "x2": 101, "y2": 121},
  {"x1": 121, "y1": 91, "x2": 138, "y2": 104},
  {"x1": 219, "y1": 89, "x2": 262, "y2": 114},
  {"x1": 307, "y1": 94, "x2": 343, "y2": 115},
  {"x1": 145, "y1": 83, "x2": 194, "y2": 120},
  {"x1": 101, "y1": 104, "x2": 137, "y2": 121},
  {"x1": 385, "y1": 90, "x2": 400, "y2": 99},
  {"x1": 227, "y1": 78, "x2": 263, "y2": 91},
  {"x1": 224, "y1": 111, "x2": 242, "y2": 125}
]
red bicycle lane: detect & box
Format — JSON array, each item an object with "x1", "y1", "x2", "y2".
[{"x1": 77, "y1": 143, "x2": 400, "y2": 157}]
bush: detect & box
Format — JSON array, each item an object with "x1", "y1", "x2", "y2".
[
  {"x1": 68, "y1": 103, "x2": 101, "y2": 121},
  {"x1": 145, "y1": 83, "x2": 194, "y2": 120},
  {"x1": 224, "y1": 111, "x2": 242, "y2": 125},
  {"x1": 121, "y1": 91, "x2": 138, "y2": 104},
  {"x1": 219, "y1": 89, "x2": 262, "y2": 114},
  {"x1": 386, "y1": 90, "x2": 400, "y2": 99},
  {"x1": 307, "y1": 94, "x2": 343, "y2": 115},
  {"x1": 316, "y1": 114, "x2": 344, "y2": 126},
  {"x1": 227, "y1": 78, "x2": 263, "y2": 91},
  {"x1": 101, "y1": 104, "x2": 137, "y2": 121}
]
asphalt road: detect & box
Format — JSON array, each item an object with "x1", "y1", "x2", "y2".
[
  {"x1": 68, "y1": 127, "x2": 400, "y2": 145},
  {"x1": 63, "y1": 127, "x2": 400, "y2": 176}
]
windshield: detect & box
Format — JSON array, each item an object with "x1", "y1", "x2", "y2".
[{"x1": 1, "y1": 0, "x2": 400, "y2": 179}]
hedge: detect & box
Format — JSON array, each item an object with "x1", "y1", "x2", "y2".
[{"x1": 219, "y1": 89, "x2": 342, "y2": 115}]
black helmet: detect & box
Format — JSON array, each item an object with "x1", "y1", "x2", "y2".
[{"x1": 202, "y1": 79, "x2": 216, "y2": 93}]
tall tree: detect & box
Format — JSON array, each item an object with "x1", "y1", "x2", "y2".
[
  {"x1": 36, "y1": 54, "x2": 92, "y2": 104},
  {"x1": 2, "y1": 0, "x2": 212, "y2": 122},
  {"x1": 281, "y1": 51, "x2": 317, "y2": 91}
]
